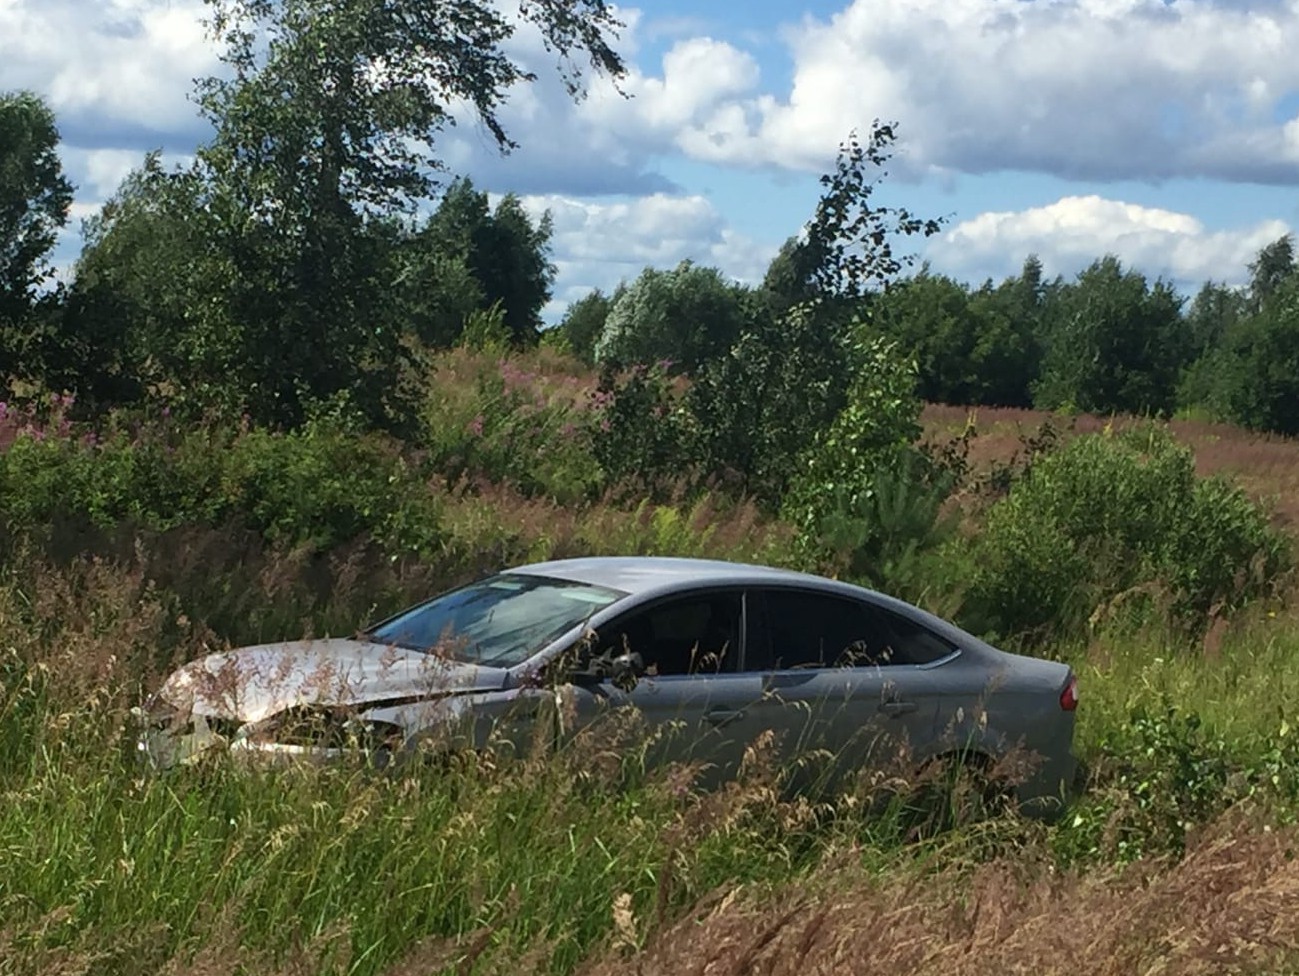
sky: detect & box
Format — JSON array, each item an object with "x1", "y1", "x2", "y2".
[{"x1": 3, "y1": 0, "x2": 1299, "y2": 321}]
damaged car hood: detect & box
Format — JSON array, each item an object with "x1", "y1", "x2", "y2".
[{"x1": 156, "y1": 637, "x2": 510, "y2": 724}]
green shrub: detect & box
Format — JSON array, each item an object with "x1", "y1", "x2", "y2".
[
  {"x1": 781, "y1": 335, "x2": 957, "y2": 596},
  {"x1": 962, "y1": 424, "x2": 1289, "y2": 643},
  {"x1": 419, "y1": 351, "x2": 603, "y2": 504},
  {"x1": 588, "y1": 362, "x2": 693, "y2": 498},
  {"x1": 222, "y1": 423, "x2": 445, "y2": 555},
  {"x1": 0, "y1": 416, "x2": 447, "y2": 558}
]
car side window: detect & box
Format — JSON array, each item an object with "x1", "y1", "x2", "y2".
[
  {"x1": 860, "y1": 604, "x2": 957, "y2": 665},
  {"x1": 593, "y1": 592, "x2": 742, "y2": 677},
  {"x1": 748, "y1": 590, "x2": 876, "y2": 671},
  {"x1": 748, "y1": 589, "x2": 958, "y2": 670}
]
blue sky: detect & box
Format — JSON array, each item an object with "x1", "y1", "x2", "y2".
[{"x1": 4, "y1": 0, "x2": 1298, "y2": 319}]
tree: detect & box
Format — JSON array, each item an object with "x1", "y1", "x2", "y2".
[
  {"x1": 1176, "y1": 281, "x2": 1247, "y2": 412},
  {"x1": 382, "y1": 217, "x2": 483, "y2": 351},
  {"x1": 687, "y1": 123, "x2": 944, "y2": 503},
  {"x1": 1247, "y1": 234, "x2": 1296, "y2": 314},
  {"x1": 0, "y1": 91, "x2": 73, "y2": 377},
  {"x1": 1034, "y1": 256, "x2": 1187, "y2": 416},
  {"x1": 759, "y1": 236, "x2": 819, "y2": 317},
  {"x1": 1206, "y1": 276, "x2": 1299, "y2": 436},
  {"x1": 197, "y1": 0, "x2": 624, "y2": 215},
  {"x1": 420, "y1": 179, "x2": 555, "y2": 346},
  {"x1": 870, "y1": 268, "x2": 977, "y2": 404},
  {"x1": 1185, "y1": 281, "x2": 1245, "y2": 359},
  {"x1": 131, "y1": 0, "x2": 626, "y2": 425},
  {"x1": 962, "y1": 255, "x2": 1053, "y2": 408},
  {"x1": 595, "y1": 261, "x2": 754, "y2": 373},
  {"x1": 60, "y1": 155, "x2": 218, "y2": 405},
  {"x1": 556, "y1": 287, "x2": 618, "y2": 365}
]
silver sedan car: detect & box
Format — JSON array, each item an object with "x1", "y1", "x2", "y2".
[{"x1": 137, "y1": 557, "x2": 1079, "y2": 812}]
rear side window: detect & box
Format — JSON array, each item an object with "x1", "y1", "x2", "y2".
[
  {"x1": 866, "y1": 606, "x2": 957, "y2": 665},
  {"x1": 748, "y1": 589, "x2": 956, "y2": 670}
]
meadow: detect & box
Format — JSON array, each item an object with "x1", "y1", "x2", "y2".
[{"x1": 2, "y1": 348, "x2": 1299, "y2": 975}]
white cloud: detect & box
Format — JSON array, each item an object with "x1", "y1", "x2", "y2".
[
  {"x1": 650, "y1": 0, "x2": 1299, "y2": 183},
  {"x1": 928, "y1": 194, "x2": 1293, "y2": 287},
  {"x1": 0, "y1": 0, "x2": 218, "y2": 145},
  {"x1": 517, "y1": 193, "x2": 774, "y2": 319},
  {"x1": 437, "y1": 27, "x2": 764, "y2": 196},
  {"x1": 449, "y1": 0, "x2": 1299, "y2": 191}
]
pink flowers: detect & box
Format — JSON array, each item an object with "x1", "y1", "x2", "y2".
[
  {"x1": 499, "y1": 360, "x2": 538, "y2": 393},
  {"x1": 466, "y1": 415, "x2": 485, "y2": 437}
]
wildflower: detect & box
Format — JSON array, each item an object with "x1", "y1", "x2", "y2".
[{"x1": 466, "y1": 415, "x2": 485, "y2": 437}]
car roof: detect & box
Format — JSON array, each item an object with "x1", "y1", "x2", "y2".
[{"x1": 509, "y1": 556, "x2": 840, "y2": 598}]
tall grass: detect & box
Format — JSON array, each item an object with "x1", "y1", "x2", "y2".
[
  {"x1": 4, "y1": 552, "x2": 1299, "y2": 974},
  {"x1": 3, "y1": 356, "x2": 1299, "y2": 972}
]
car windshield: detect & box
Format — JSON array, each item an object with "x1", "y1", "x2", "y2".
[{"x1": 365, "y1": 573, "x2": 625, "y2": 667}]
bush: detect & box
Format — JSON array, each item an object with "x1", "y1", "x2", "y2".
[
  {"x1": 0, "y1": 410, "x2": 447, "y2": 557},
  {"x1": 961, "y1": 424, "x2": 1289, "y2": 643},
  {"x1": 588, "y1": 361, "x2": 694, "y2": 499},
  {"x1": 781, "y1": 335, "x2": 958, "y2": 596},
  {"x1": 419, "y1": 349, "x2": 603, "y2": 504}
]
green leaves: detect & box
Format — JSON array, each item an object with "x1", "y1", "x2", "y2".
[
  {"x1": 801, "y1": 122, "x2": 945, "y2": 303},
  {"x1": 1202, "y1": 275, "x2": 1299, "y2": 437},
  {"x1": 779, "y1": 333, "x2": 950, "y2": 589},
  {"x1": 1033, "y1": 256, "x2": 1187, "y2": 416},
  {"x1": 0, "y1": 90, "x2": 74, "y2": 373},
  {"x1": 963, "y1": 425, "x2": 1290, "y2": 643},
  {"x1": 594, "y1": 261, "x2": 754, "y2": 374}
]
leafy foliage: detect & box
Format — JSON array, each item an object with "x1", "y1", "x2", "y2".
[
  {"x1": 963, "y1": 425, "x2": 1289, "y2": 643},
  {"x1": 594, "y1": 261, "x2": 754, "y2": 373},
  {"x1": 798, "y1": 122, "x2": 945, "y2": 302},
  {"x1": 0, "y1": 90, "x2": 73, "y2": 378},
  {"x1": 781, "y1": 335, "x2": 934, "y2": 577},
  {"x1": 687, "y1": 301, "x2": 854, "y2": 502},
  {"x1": 1034, "y1": 256, "x2": 1187, "y2": 416},
  {"x1": 419, "y1": 179, "x2": 556, "y2": 346},
  {"x1": 1203, "y1": 273, "x2": 1299, "y2": 436},
  {"x1": 196, "y1": 0, "x2": 624, "y2": 213},
  {"x1": 681, "y1": 123, "x2": 946, "y2": 505},
  {"x1": 555, "y1": 287, "x2": 617, "y2": 365},
  {"x1": 588, "y1": 362, "x2": 691, "y2": 498}
]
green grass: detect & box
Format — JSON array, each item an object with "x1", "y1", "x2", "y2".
[{"x1": 4, "y1": 550, "x2": 1299, "y2": 973}]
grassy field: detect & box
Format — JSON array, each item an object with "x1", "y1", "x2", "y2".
[{"x1": 2, "y1": 366, "x2": 1299, "y2": 975}]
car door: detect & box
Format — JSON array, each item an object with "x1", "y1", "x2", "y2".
[
  {"x1": 738, "y1": 586, "x2": 957, "y2": 795},
  {"x1": 558, "y1": 589, "x2": 766, "y2": 787}
]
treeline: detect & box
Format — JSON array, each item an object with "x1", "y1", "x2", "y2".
[
  {"x1": 5, "y1": 71, "x2": 1296, "y2": 441},
  {"x1": 555, "y1": 240, "x2": 1299, "y2": 438}
]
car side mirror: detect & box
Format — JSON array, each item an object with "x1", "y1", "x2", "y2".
[
  {"x1": 571, "y1": 647, "x2": 644, "y2": 691},
  {"x1": 607, "y1": 650, "x2": 644, "y2": 691}
]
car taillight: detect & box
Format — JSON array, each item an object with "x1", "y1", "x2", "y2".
[{"x1": 1060, "y1": 673, "x2": 1079, "y2": 712}]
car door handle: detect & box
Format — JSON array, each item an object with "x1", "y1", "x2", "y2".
[
  {"x1": 880, "y1": 700, "x2": 918, "y2": 717},
  {"x1": 704, "y1": 709, "x2": 746, "y2": 727}
]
